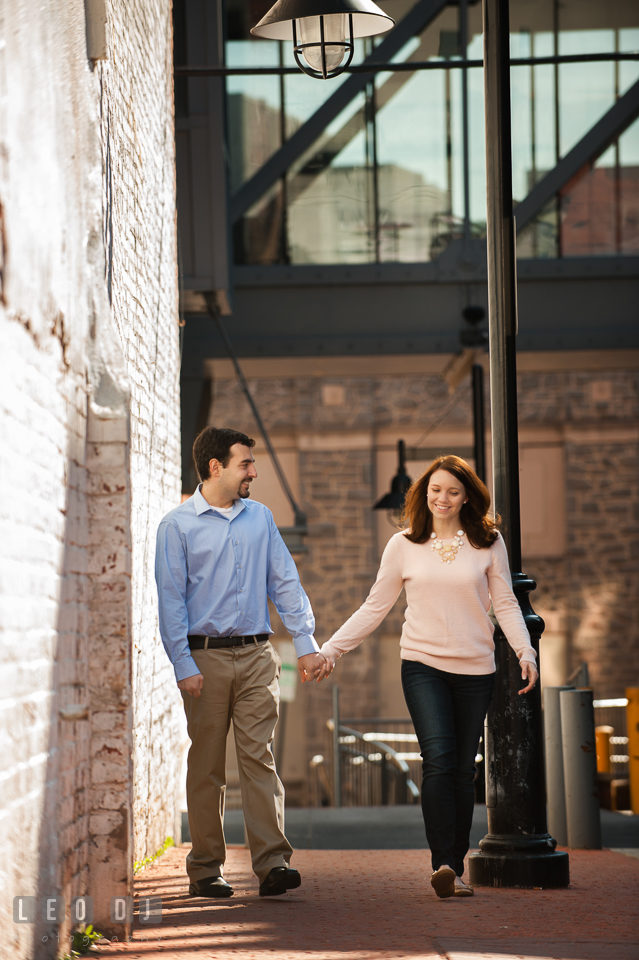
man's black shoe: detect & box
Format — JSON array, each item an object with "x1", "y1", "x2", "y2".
[
  {"x1": 258, "y1": 866, "x2": 301, "y2": 897},
  {"x1": 188, "y1": 876, "x2": 234, "y2": 898}
]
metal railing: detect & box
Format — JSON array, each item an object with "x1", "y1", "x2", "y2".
[{"x1": 309, "y1": 687, "x2": 419, "y2": 807}]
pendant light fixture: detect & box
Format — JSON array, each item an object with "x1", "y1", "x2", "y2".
[
  {"x1": 250, "y1": 0, "x2": 395, "y2": 80},
  {"x1": 373, "y1": 439, "x2": 412, "y2": 526}
]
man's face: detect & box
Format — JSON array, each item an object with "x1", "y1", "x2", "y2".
[{"x1": 218, "y1": 444, "x2": 258, "y2": 499}]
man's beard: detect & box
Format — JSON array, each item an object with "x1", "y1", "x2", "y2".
[{"x1": 238, "y1": 485, "x2": 251, "y2": 499}]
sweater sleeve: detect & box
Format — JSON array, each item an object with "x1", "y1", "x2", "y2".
[
  {"x1": 488, "y1": 535, "x2": 537, "y2": 665},
  {"x1": 321, "y1": 535, "x2": 404, "y2": 660}
]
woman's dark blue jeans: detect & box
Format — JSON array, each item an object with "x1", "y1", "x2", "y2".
[{"x1": 401, "y1": 659, "x2": 495, "y2": 878}]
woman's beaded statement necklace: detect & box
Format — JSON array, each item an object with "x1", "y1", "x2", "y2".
[{"x1": 430, "y1": 530, "x2": 465, "y2": 563}]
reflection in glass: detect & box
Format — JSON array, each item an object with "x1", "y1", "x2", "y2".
[
  {"x1": 559, "y1": 118, "x2": 639, "y2": 256},
  {"x1": 235, "y1": 182, "x2": 287, "y2": 265},
  {"x1": 229, "y1": 0, "x2": 639, "y2": 264},
  {"x1": 286, "y1": 93, "x2": 376, "y2": 263},
  {"x1": 226, "y1": 41, "x2": 282, "y2": 195}
]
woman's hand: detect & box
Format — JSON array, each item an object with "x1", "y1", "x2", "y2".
[
  {"x1": 518, "y1": 660, "x2": 538, "y2": 694},
  {"x1": 317, "y1": 652, "x2": 336, "y2": 682}
]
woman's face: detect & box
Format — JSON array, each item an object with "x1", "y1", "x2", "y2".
[{"x1": 427, "y1": 469, "x2": 467, "y2": 524}]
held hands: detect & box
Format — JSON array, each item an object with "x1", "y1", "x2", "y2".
[
  {"x1": 297, "y1": 651, "x2": 336, "y2": 683},
  {"x1": 297, "y1": 652, "x2": 329, "y2": 683},
  {"x1": 519, "y1": 661, "x2": 538, "y2": 695}
]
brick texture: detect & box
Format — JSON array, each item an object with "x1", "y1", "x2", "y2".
[{"x1": 0, "y1": 0, "x2": 182, "y2": 955}]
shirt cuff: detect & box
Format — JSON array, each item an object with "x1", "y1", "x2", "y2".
[
  {"x1": 292, "y1": 634, "x2": 320, "y2": 657},
  {"x1": 520, "y1": 652, "x2": 537, "y2": 665},
  {"x1": 173, "y1": 654, "x2": 201, "y2": 683}
]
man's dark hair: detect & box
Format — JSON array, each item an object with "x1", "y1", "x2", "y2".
[{"x1": 193, "y1": 427, "x2": 255, "y2": 481}]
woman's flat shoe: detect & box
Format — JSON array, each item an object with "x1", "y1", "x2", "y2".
[
  {"x1": 454, "y1": 876, "x2": 474, "y2": 897},
  {"x1": 430, "y1": 865, "x2": 456, "y2": 899}
]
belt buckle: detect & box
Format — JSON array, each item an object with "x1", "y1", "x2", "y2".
[{"x1": 204, "y1": 637, "x2": 210, "y2": 650}]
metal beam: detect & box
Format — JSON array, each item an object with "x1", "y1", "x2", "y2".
[
  {"x1": 181, "y1": 258, "x2": 639, "y2": 358},
  {"x1": 230, "y1": 0, "x2": 448, "y2": 224},
  {"x1": 515, "y1": 77, "x2": 639, "y2": 231}
]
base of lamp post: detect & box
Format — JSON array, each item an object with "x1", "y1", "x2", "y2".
[{"x1": 468, "y1": 835, "x2": 570, "y2": 888}]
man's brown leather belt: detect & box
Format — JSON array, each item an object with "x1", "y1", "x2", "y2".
[{"x1": 187, "y1": 634, "x2": 270, "y2": 650}]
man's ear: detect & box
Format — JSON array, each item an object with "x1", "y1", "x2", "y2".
[{"x1": 208, "y1": 458, "x2": 222, "y2": 479}]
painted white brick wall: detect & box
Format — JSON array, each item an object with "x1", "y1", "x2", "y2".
[
  {"x1": 0, "y1": 0, "x2": 183, "y2": 954},
  {"x1": 97, "y1": 0, "x2": 184, "y2": 869}
]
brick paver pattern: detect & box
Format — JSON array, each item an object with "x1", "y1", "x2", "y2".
[{"x1": 95, "y1": 844, "x2": 639, "y2": 959}]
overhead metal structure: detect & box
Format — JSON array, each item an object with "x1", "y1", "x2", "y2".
[
  {"x1": 230, "y1": 0, "x2": 449, "y2": 222},
  {"x1": 175, "y1": 0, "x2": 639, "y2": 491},
  {"x1": 515, "y1": 78, "x2": 639, "y2": 232}
]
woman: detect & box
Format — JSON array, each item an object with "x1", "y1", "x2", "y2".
[{"x1": 319, "y1": 456, "x2": 538, "y2": 899}]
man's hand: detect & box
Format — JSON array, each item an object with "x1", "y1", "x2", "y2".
[
  {"x1": 518, "y1": 661, "x2": 538, "y2": 695},
  {"x1": 178, "y1": 673, "x2": 204, "y2": 697},
  {"x1": 297, "y1": 652, "x2": 326, "y2": 683}
]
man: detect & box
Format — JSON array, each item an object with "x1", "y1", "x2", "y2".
[{"x1": 155, "y1": 427, "x2": 325, "y2": 898}]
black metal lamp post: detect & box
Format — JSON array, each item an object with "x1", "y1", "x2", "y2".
[
  {"x1": 467, "y1": 0, "x2": 569, "y2": 888},
  {"x1": 373, "y1": 439, "x2": 412, "y2": 525},
  {"x1": 250, "y1": 0, "x2": 394, "y2": 80}
]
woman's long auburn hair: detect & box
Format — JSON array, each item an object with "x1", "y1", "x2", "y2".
[{"x1": 401, "y1": 455, "x2": 500, "y2": 549}]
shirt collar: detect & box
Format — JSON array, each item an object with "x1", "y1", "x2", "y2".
[{"x1": 193, "y1": 485, "x2": 248, "y2": 520}]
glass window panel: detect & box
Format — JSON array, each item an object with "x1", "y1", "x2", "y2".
[
  {"x1": 287, "y1": 93, "x2": 375, "y2": 264},
  {"x1": 516, "y1": 198, "x2": 559, "y2": 260},
  {"x1": 619, "y1": 117, "x2": 639, "y2": 254},
  {"x1": 468, "y1": 66, "x2": 486, "y2": 232},
  {"x1": 531, "y1": 32, "x2": 557, "y2": 178},
  {"x1": 510, "y1": 31, "x2": 533, "y2": 203},
  {"x1": 560, "y1": 164, "x2": 618, "y2": 256},
  {"x1": 375, "y1": 70, "x2": 448, "y2": 262},
  {"x1": 619, "y1": 28, "x2": 639, "y2": 92},
  {"x1": 558, "y1": 32, "x2": 616, "y2": 158},
  {"x1": 283, "y1": 39, "x2": 366, "y2": 136},
  {"x1": 558, "y1": 117, "x2": 639, "y2": 257},
  {"x1": 558, "y1": 0, "x2": 639, "y2": 35},
  {"x1": 226, "y1": 41, "x2": 282, "y2": 194},
  {"x1": 236, "y1": 181, "x2": 287, "y2": 265}
]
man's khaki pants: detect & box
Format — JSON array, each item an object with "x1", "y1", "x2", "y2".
[{"x1": 182, "y1": 640, "x2": 293, "y2": 884}]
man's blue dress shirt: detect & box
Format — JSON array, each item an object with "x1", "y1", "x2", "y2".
[{"x1": 155, "y1": 487, "x2": 318, "y2": 682}]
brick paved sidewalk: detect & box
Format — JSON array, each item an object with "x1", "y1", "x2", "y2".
[{"x1": 97, "y1": 845, "x2": 639, "y2": 960}]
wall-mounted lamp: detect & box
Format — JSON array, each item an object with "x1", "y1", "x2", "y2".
[
  {"x1": 373, "y1": 439, "x2": 412, "y2": 526},
  {"x1": 250, "y1": 0, "x2": 394, "y2": 80}
]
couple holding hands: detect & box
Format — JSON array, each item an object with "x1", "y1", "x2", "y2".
[{"x1": 156, "y1": 427, "x2": 538, "y2": 902}]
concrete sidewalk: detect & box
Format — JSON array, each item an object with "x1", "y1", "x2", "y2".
[
  {"x1": 97, "y1": 843, "x2": 639, "y2": 959},
  {"x1": 218, "y1": 804, "x2": 639, "y2": 850}
]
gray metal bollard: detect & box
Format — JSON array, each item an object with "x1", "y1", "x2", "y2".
[
  {"x1": 543, "y1": 686, "x2": 574, "y2": 846},
  {"x1": 560, "y1": 689, "x2": 602, "y2": 849}
]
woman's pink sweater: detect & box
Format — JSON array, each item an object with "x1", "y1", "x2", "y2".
[{"x1": 321, "y1": 531, "x2": 537, "y2": 675}]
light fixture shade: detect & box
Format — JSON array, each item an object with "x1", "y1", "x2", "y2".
[
  {"x1": 373, "y1": 440, "x2": 412, "y2": 512},
  {"x1": 250, "y1": 0, "x2": 394, "y2": 41}
]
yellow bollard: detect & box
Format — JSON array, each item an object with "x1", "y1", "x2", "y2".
[
  {"x1": 627, "y1": 688, "x2": 639, "y2": 815},
  {"x1": 595, "y1": 725, "x2": 613, "y2": 773}
]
